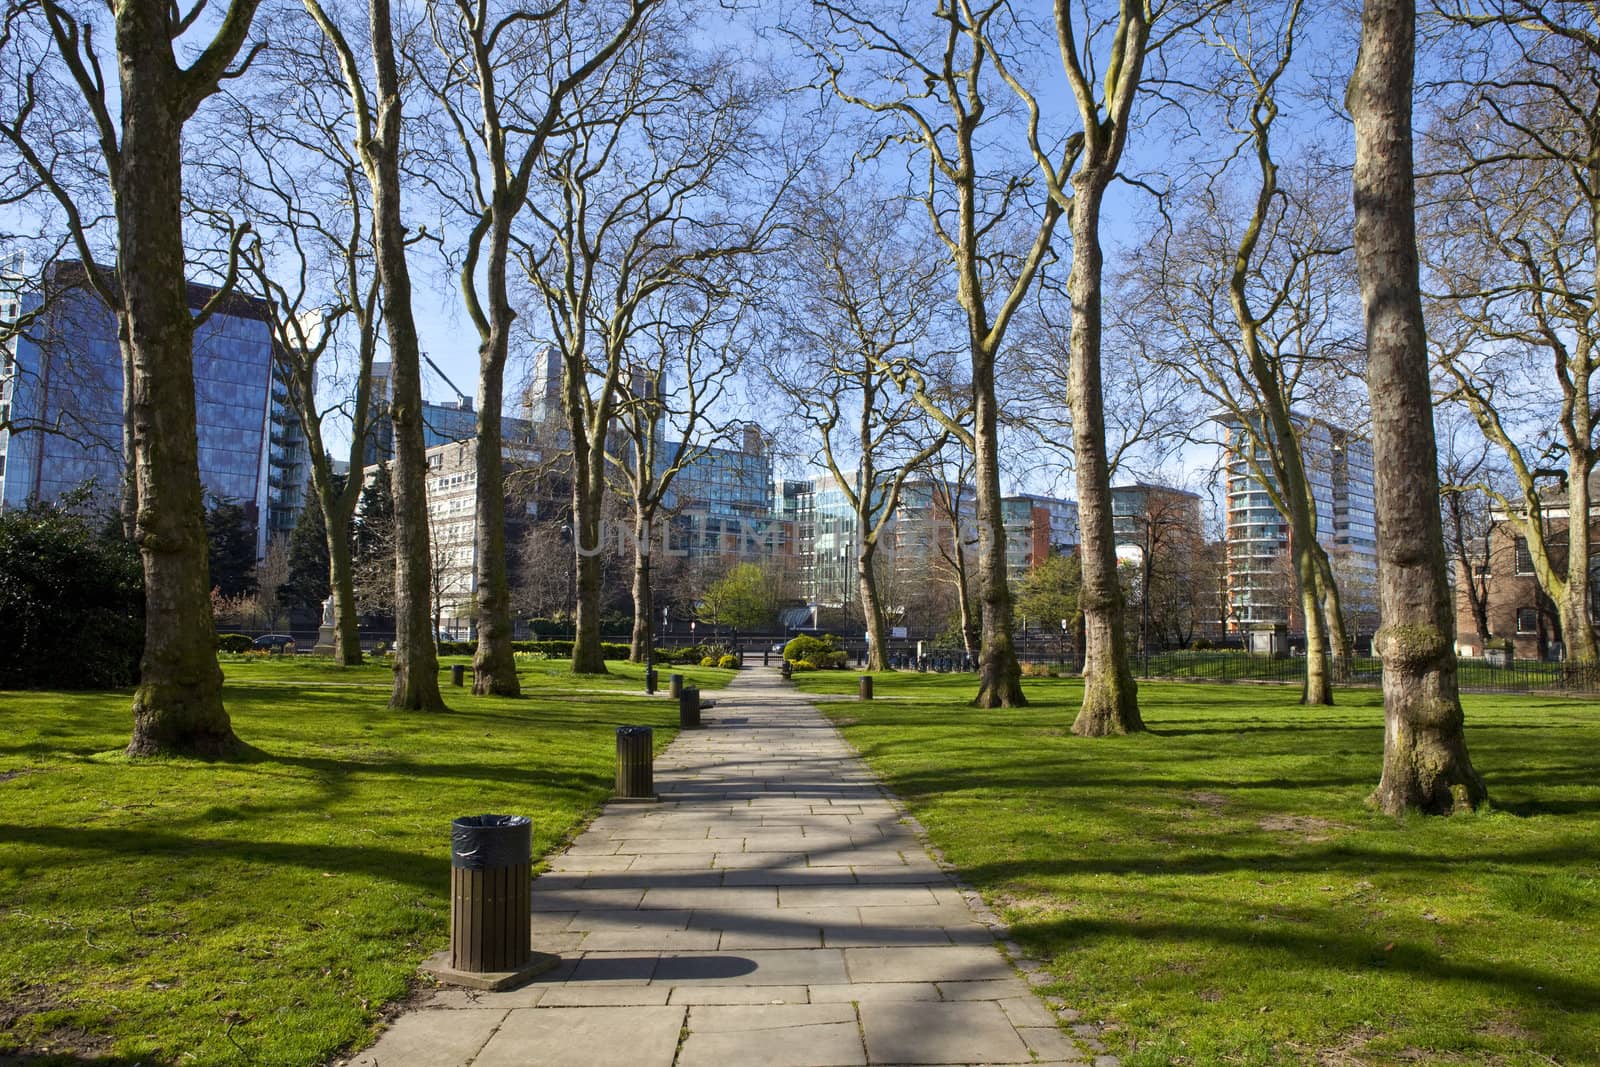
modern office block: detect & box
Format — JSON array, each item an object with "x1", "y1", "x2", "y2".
[{"x1": 0, "y1": 260, "x2": 291, "y2": 557}]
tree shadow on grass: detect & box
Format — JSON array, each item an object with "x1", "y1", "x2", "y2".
[
  {"x1": 0, "y1": 821, "x2": 444, "y2": 893},
  {"x1": 957, "y1": 837, "x2": 1600, "y2": 882},
  {"x1": 0, "y1": 1054, "x2": 167, "y2": 1066},
  {"x1": 1015, "y1": 910, "x2": 1600, "y2": 1015}
]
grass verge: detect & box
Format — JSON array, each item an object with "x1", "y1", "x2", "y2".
[
  {"x1": 0, "y1": 655, "x2": 728, "y2": 1064},
  {"x1": 792, "y1": 669, "x2": 1600, "y2": 1066}
]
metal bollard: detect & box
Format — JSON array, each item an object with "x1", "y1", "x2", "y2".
[
  {"x1": 645, "y1": 667, "x2": 657, "y2": 694},
  {"x1": 679, "y1": 686, "x2": 701, "y2": 729},
  {"x1": 763, "y1": 648, "x2": 770, "y2": 666},
  {"x1": 669, "y1": 673, "x2": 684, "y2": 698},
  {"x1": 859, "y1": 675, "x2": 873, "y2": 700},
  {"x1": 451, "y1": 664, "x2": 466, "y2": 686},
  {"x1": 781, "y1": 660, "x2": 792, "y2": 679},
  {"x1": 615, "y1": 726, "x2": 656, "y2": 800}
]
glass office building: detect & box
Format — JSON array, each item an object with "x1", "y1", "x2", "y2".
[{"x1": 0, "y1": 261, "x2": 288, "y2": 556}]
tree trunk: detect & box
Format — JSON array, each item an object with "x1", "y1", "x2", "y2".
[
  {"x1": 571, "y1": 482, "x2": 608, "y2": 674},
  {"x1": 630, "y1": 512, "x2": 653, "y2": 664},
  {"x1": 1295, "y1": 542, "x2": 1333, "y2": 705},
  {"x1": 858, "y1": 541, "x2": 891, "y2": 671},
  {"x1": 947, "y1": 543, "x2": 972, "y2": 659},
  {"x1": 312, "y1": 478, "x2": 364, "y2": 666},
  {"x1": 469, "y1": 199, "x2": 521, "y2": 695},
  {"x1": 1351, "y1": 0, "x2": 1484, "y2": 815},
  {"x1": 116, "y1": 9, "x2": 237, "y2": 758},
  {"x1": 324, "y1": 524, "x2": 362, "y2": 668},
  {"x1": 118, "y1": 331, "x2": 138, "y2": 541},
  {"x1": 366, "y1": 0, "x2": 444, "y2": 712},
  {"x1": 1068, "y1": 185, "x2": 1141, "y2": 736},
  {"x1": 971, "y1": 360, "x2": 1025, "y2": 706},
  {"x1": 1561, "y1": 453, "x2": 1597, "y2": 664}
]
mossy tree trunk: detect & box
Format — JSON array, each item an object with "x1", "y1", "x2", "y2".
[
  {"x1": 1351, "y1": 0, "x2": 1484, "y2": 815},
  {"x1": 60, "y1": 0, "x2": 264, "y2": 757}
]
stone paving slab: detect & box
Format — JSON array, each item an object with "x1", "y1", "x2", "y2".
[
  {"x1": 346, "y1": 667, "x2": 1102, "y2": 1067},
  {"x1": 472, "y1": 1005, "x2": 685, "y2": 1067}
]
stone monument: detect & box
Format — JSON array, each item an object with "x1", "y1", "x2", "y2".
[{"x1": 313, "y1": 596, "x2": 337, "y2": 657}]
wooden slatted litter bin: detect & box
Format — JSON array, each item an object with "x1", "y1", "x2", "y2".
[
  {"x1": 614, "y1": 725, "x2": 658, "y2": 802},
  {"x1": 422, "y1": 814, "x2": 557, "y2": 990}
]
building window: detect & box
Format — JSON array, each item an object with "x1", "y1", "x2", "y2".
[
  {"x1": 1514, "y1": 537, "x2": 1534, "y2": 576},
  {"x1": 1516, "y1": 607, "x2": 1537, "y2": 634}
]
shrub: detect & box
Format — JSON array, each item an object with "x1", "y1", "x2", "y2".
[
  {"x1": 503, "y1": 639, "x2": 632, "y2": 660},
  {"x1": 700, "y1": 655, "x2": 717, "y2": 667},
  {"x1": 783, "y1": 634, "x2": 838, "y2": 664},
  {"x1": 791, "y1": 659, "x2": 818, "y2": 672},
  {"x1": 717, "y1": 654, "x2": 738, "y2": 669},
  {"x1": 0, "y1": 499, "x2": 144, "y2": 689},
  {"x1": 216, "y1": 633, "x2": 253, "y2": 654}
]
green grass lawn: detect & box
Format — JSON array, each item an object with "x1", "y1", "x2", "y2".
[
  {"x1": 793, "y1": 669, "x2": 1600, "y2": 1066},
  {"x1": 1, "y1": 654, "x2": 731, "y2": 1065}
]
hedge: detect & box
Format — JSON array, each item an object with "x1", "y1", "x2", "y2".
[
  {"x1": 216, "y1": 633, "x2": 254, "y2": 653},
  {"x1": 432, "y1": 639, "x2": 713, "y2": 665}
]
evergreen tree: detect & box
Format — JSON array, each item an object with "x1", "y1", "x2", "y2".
[
  {"x1": 0, "y1": 498, "x2": 145, "y2": 689},
  {"x1": 205, "y1": 498, "x2": 258, "y2": 598},
  {"x1": 353, "y1": 462, "x2": 397, "y2": 615},
  {"x1": 282, "y1": 500, "x2": 332, "y2": 616}
]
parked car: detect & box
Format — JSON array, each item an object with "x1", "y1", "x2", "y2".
[{"x1": 252, "y1": 634, "x2": 297, "y2": 653}]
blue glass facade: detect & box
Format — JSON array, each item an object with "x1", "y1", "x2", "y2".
[{"x1": 0, "y1": 263, "x2": 277, "y2": 553}]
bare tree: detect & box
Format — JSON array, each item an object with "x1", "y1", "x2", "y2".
[
  {"x1": 804, "y1": 0, "x2": 1055, "y2": 707},
  {"x1": 1124, "y1": 0, "x2": 1364, "y2": 703},
  {"x1": 770, "y1": 186, "x2": 953, "y2": 670},
  {"x1": 515, "y1": 26, "x2": 782, "y2": 674},
  {"x1": 1437, "y1": 414, "x2": 1503, "y2": 653},
  {"x1": 921, "y1": 435, "x2": 980, "y2": 657},
  {"x1": 807, "y1": 0, "x2": 1199, "y2": 722},
  {"x1": 609, "y1": 282, "x2": 750, "y2": 663},
  {"x1": 303, "y1": 0, "x2": 445, "y2": 710},
  {"x1": 1420, "y1": 3, "x2": 1598, "y2": 664},
  {"x1": 1350, "y1": 0, "x2": 1485, "y2": 814},
  {"x1": 417, "y1": 0, "x2": 659, "y2": 695},
  {"x1": 1, "y1": 0, "x2": 265, "y2": 755},
  {"x1": 218, "y1": 20, "x2": 384, "y2": 667}
]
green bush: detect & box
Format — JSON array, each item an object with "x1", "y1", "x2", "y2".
[
  {"x1": 216, "y1": 633, "x2": 253, "y2": 654},
  {"x1": 653, "y1": 645, "x2": 705, "y2": 665},
  {"x1": 783, "y1": 633, "x2": 839, "y2": 664},
  {"x1": 791, "y1": 659, "x2": 818, "y2": 672},
  {"x1": 717, "y1": 654, "x2": 738, "y2": 669},
  {"x1": 699, "y1": 655, "x2": 717, "y2": 667},
  {"x1": 0, "y1": 499, "x2": 144, "y2": 689}
]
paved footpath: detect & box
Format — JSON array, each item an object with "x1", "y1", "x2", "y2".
[{"x1": 350, "y1": 667, "x2": 1107, "y2": 1067}]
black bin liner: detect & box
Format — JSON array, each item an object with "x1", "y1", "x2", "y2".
[{"x1": 450, "y1": 814, "x2": 531, "y2": 870}]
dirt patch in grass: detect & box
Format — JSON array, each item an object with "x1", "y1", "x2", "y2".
[
  {"x1": 1184, "y1": 790, "x2": 1228, "y2": 809},
  {"x1": 1258, "y1": 814, "x2": 1349, "y2": 842},
  {"x1": 0, "y1": 769, "x2": 36, "y2": 784},
  {"x1": 1309, "y1": 1027, "x2": 1382, "y2": 1066},
  {"x1": 0, "y1": 983, "x2": 115, "y2": 1062}
]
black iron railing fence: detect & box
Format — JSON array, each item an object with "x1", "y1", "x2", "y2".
[{"x1": 1122, "y1": 650, "x2": 1600, "y2": 697}]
